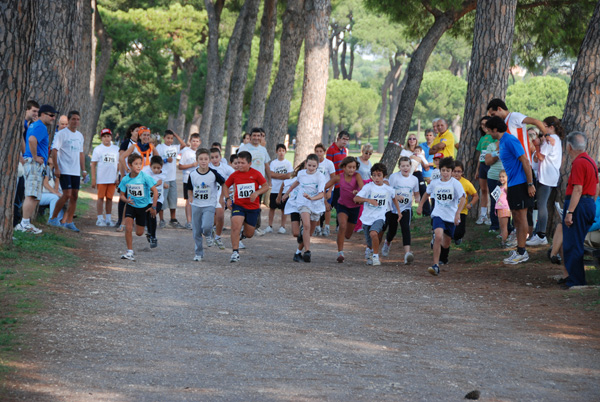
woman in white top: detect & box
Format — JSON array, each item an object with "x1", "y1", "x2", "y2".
[
  {"x1": 401, "y1": 134, "x2": 429, "y2": 212},
  {"x1": 355, "y1": 144, "x2": 374, "y2": 233},
  {"x1": 528, "y1": 116, "x2": 563, "y2": 246}
]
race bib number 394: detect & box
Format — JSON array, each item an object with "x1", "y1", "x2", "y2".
[
  {"x1": 237, "y1": 183, "x2": 255, "y2": 198},
  {"x1": 128, "y1": 183, "x2": 145, "y2": 198}
]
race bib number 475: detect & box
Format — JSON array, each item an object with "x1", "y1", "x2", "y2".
[
  {"x1": 103, "y1": 154, "x2": 117, "y2": 163},
  {"x1": 128, "y1": 183, "x2": 145, "y2": 198},
  {"x1": 237, "y1": 183, "x2": 255, "y2": 198}
]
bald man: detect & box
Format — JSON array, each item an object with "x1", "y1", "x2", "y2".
[{"x1": 57, "y1": 115, "x2": 68, "y2": 131}]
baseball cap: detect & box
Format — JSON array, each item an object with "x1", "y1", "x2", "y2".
[
  {"x1": 38, "y1": 104, "x2": 58, "y2": 115},
  {"x1": 100, "y1": 128, "x2": 112, "y2": 136},
  {"x1": 433, "y1": 152, "x2": 443, "y2": 159}
]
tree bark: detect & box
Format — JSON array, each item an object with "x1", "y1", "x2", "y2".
[
  {"x1": 348, "y1": 41, "x2": 355, "y2": 80},
  {"x1": 76, "y1": 0, "x2": 94, "y2": 152},
  {"x1": 263, "y1": 0, "x2": 306, "y2": 158},
  {"x1": 174, "y1": 60, "x2": 197, "y2": 137},
  {"x1": 387, "y1": 71, "x2": 406, "y2": 136},
  {"x1": 378, "y1": 56, "x2": 402, "y2": 153},
  {"x1": 246, "y1": 0, "x2": 278, "y2": 130},
  {"x1": 379, "y1": 2, "x2": 477, "y2": 174},
  {"x1": 225, "y1": 0, "x2": 261, "y2": 157},
  {"x1": 0, "y1": 1, "x2": 37, "y2": 245},
  {"x1": 457, "y1": 0, "x2": 517, "y2": 181},
  {"x1": 199, "y1": 0, "x2": 225, "y2": 146},
  {"x1": 329, "y1": 27, "x2": 342, "y2": 80},
  {"x1": 294, "y1": 0, "x2": 331, "y2": 165},
  {"x1": 208, "y1": 0, "x2": 260, "y2": 146},
  {"x1": 186, "y1": 105, "x2": 202, "y2": 140},
  {"x1": 340, "y1": 40, "x2": 348, "y2": 80}
]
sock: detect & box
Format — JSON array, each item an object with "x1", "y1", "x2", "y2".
[
  {"x1": 21, "y1": 218, "x2": 30, "y2": 225},
  {"x1": 338, "y1": 250, "x2": 344, "y2": 255},
  {"x1": 98, "y1": 215, "x2": 103, "y2": 220},
  {"x1": 296, "y1": 248, "x2": 302, "y2": 255},
  {"x1": 517, "y1": 247, "x2": 526, "y2": 255},
  {"x1": 440, "y1": 246, "x2": 450, "y2": 263},
  {"x1": 373, "y1": 253, "x2": 379, "y2": 259},
  {"x1": 538, "y1": 232, "x2": 546, "y2": 239},
  {"x1": 105, "y1": 214, "x2": 111, "y2": 221},
  {"x1": 215, "y1": 235, "x2": 221, "y2": 240},
  {"x1": 481, "y1": 207, "x2": 488, "y2": 216},
  {"x1": 128, "y1": 249, "x2": 133, "y2": 254}
]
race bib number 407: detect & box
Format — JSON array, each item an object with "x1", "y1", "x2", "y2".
[
  {"x1": 237, "y1": 183, "x2": 255, "y2": 198},
  {"x1": 128, "y1": 183, "x2": 145, "y2": 198}
]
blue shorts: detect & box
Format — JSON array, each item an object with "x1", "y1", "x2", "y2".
[
  {"x1": 59, "y1": 174, "x2": 81, "y2": 190},
  {"x1": 336, "y1": 203, "x2": 361, "y2": 224},
  {"x1": 432, "y1": 216, "x2": 455, "y2": 237},
  {"x1": 478, "y1": 163, "x2": 490, "y2": 180},
  {"x1": 231, "y1": 203, "x2": 260, "y2": 227}
]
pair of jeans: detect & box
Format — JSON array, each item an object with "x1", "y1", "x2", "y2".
[
  {"x1": 535, "y1": 184, "x2": 554, "y2": 236},
  {"x1": 487, "y1": 178, "x2": 500, "y2": 230},
  {"x1": 39, "y1": 192, "x2": 64, "y2": 222},
  {"x1": 563, "y1": 197, "x2": 595, "y2": 287},
  {"x1": 192, "y1": 205, "x2": 216, "y2": 257}
]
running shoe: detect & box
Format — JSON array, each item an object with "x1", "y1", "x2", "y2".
[
  {"x1": 484, "y1": 217, "x2": 492, "y2": 226},
  {"x1": 263, "y1": 226, "x2": 273, "y2": 234},
  {"x1": 105, "y1": 219, "x2": 115, "y2": 227},
  {"x1": 16, "y1": 223, "x2": 43, "y2": 234},
  {"x1": 63, "y1": 222, "x2": 80, "y2": 232},
  {"x1": 96, "y1": 218, "x2": 106, "y2": 227},
  {"x1": 526, "y1": 234, "x2": 548, "y2": 246},
  {"x1": 381, "y1": 241, "x2": 390, "y2": 257},
  {"x1": 185, "y1": 222, "x2": 193, "y2": 230},
  {"x1": 214, "y1": 237, "x2": 225, "y2": 250},
  {"x1": 313, "y1": 226, "x2": 322, "y2": 236},
  {"x1": 206, "y1": 236, "x2": 214, "y2": 247},
  {"x1": 238, "y1": 240, "x2": 246, "y2": 249},
  {"x1": 303, "y1": 250, "x2": 311, "y2": 262},
  {"x1": 230, "y1": 251, "x2": 240, "y2": 263},
  {"x1": 193, "y1": 255, "x2": 203, "y2": 261},
  {"x1": 159, "y1": 220, "x2": 166, "y2": 229},
  {"x1": 404, "y1": 251, "x2": 414, "y2": 265},
  {"x1": 278, "y1": 227, "x2": 287, "y2": 234},
  {"x1": 48, "y1": 218, "x2": 63, "y2": 227},
  {"x1": 293, "y1": 252, "x2": 302, "y2": 262},
  {"x1": 372, "y1": 255, "x2": 381, "y2": 266},
  {"x1": 504, "y1": 250, "x2": 529, "y2": 265},
  {"x1": 337, "y1": 252, "x2": 345, "y2": 263},
  {"x1": 150, "y1": 237, "x2": 158, "y2": 249},
  {"x1": 115, "y1": 225, "x2": 125, "y2": 232},
  {"x1": 428, "y1": 264, "x2": 440, "y2": 276},
  {"x1": 170, "y1": 220, "x2": 185, "y2": 229},
  {"x1": 121, "y1": 251, "x2": 135, "y2": 261},
  {"x1": 322, "y1": 226, "x2": 330, "y2": 237},
  {"x1": 255, "y1": 228, "x2": 265, "y2": 236},
  {"x1": 476, "y1": 215, "x2": 486, "y2": 225}
]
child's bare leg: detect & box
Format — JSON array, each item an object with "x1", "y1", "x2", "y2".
[
  {"x1": 215, "y1": 208, "x2": 225, "y2": 236},
  {"x1": 433, "y1": 227, "x2": 444, "y2": 264},
  {"x1": 268, "y1": 208, "x2": 275, "y2": 227},
  {"x1": 370, "y1": 230, "x2": 380, "y2": 254},
  {"x1": 500, "y1": 217, "x2": 509, "y2": 242},
  {"x1": 280, "y1": 210, "x2": 287, "y2": 228},
  {"x1": 230, "y1": 216, "x2": 244, "y2": 250},
  {"x1": 125, "y1": 217, "x2": 134, "y2": 250},
  {"x1": 105, "y1": 198, "x2": 113, "y2": 215},
  {"x1": 337, "y1": 213, "x2": 348, "y2": 252},
  {"x1": 185, "y1": 200, "x2": 192, "y2": 224},
  {"x1": 301, "y1": 213, "x2": 312, "y2": 251}
]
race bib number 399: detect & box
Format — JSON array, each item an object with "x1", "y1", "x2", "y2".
[
  {"x1": 237, "y1": 183, "x2": 255, "y2": 198},
  {"x1": 128, "y1": 184, "x2": 145, "y2": 198}
]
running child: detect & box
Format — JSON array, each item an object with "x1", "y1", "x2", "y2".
[
  {"x1": 91, "y1": 128, "x2": 120, "y2": 226},
  {"x1": 314, "y1": 143, "x2": 336, "y2": 236},
  {"x1": 118, "y1": 153, "x2": 159, "y2": 260},
  {"x1": 222, "y1": 151, "x2": 269, "y2": 263},
  {"x1": 119, "y1": 126, "x2": 156, "y2": 172},
  {"x1": 495, "y1": 170, "x2": 511, "y2": 247},
  {"x1": 209, "y1": 147, "x2": 235, "y2": 249},
  {"x1": 354, "y1": 163, "x2": 401, "y2": 266},
  {"x1": 155, "y1": 129, "x2": 187, "y2": 228},
  {"x1": 417, "y1": 157, "x2": 466, "y2": 276},
  {"x1": 179, "y1": 133, "x2": 201, "y2": 229},
  {"x1": 282, "y1": 154, "x2": 326, "y2": 263},
  {"x1": 324, "y1": 156, "x2": 364, "y2": 263},
  {"x1": 211, "y1": 142, "x2": 229, "y2": 165},
  {"x1": 383, "y1": 156, "x2": 420, "y2": 264},
  {"x1": 188, "y1": 148, "x2": 226, "y2": 261},
  {"x1": 266, "y1": 143, "x2": 293, "y2": 234},
  {"x1": 142, "y1": 156, "x2": 166, "y2": 248},
  {"x1": 278, "y1": 162, "x2": 303, "y2": 261},
  {"x1": 452, "y1": 160, "x2": 479, "y2": 245}
]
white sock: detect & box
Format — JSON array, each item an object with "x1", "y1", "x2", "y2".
[
  {"x1": 98, "y1": 215, "x2": 104, "y2": 220},
  {"x1": 338, "y1": 250, "x2": 344, "y2": 255},
  {"x1": 21, "y1": 218, "x2": 30, "y2": 226},
  {"x1": 373, "y1": 253, "x2": 379, "y2": 259},
  {"x1": 215, "y1": 235, "x2": 221, "y2": 240},
  {"x1": 296, "y1": 248, "x2": 302, "y2": 254},
  {"x1": 105, "y1": 214, "x2": 111, "y2": 221},
  {"x1": 128, "y1": 249, "x2": 133, "y2": 254},
  {"x1": 481, "y1": 207, "x2": 488, "y2": 216}
]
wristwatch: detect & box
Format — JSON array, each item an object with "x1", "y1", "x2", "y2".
[
  {"x1": 527, "y1": 182, "x2": 534, "y2": 187},
  {"x1": 566, "y1": 211, "x2": 573, "y2": 214},
  {"x1": 151, "y1": 206, "x2": 157, "y2": 210}
]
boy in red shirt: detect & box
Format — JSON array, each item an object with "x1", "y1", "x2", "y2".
[{"x1": 222, "y1": 151, "x2": 269, "y2": 262}]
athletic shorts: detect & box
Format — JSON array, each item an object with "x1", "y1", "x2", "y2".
[
  {"x1": 478, "y1": 163, "x2": 490, "y2": 180},
  {"x1": 507, "y1": 183, "x2": 534, "y2": 211},
  {"x1": 432, "y1": 216, "x2": 455, "y2": 237},
  {"x1": 290, "y1": 212, "x2": 300, "y2": 222},
  {"x1": 336, "y1": 203, "x2": 361, "y2": 225},
  {"x1": 23, "y1": 158, "x2": 44, "y2": 200},
  {"x1": 269, "y1": 193, "x2": 286, "y2": 210},
  {"x1": 163, "y1": 180, "x2": 178, "y2": 210},
  {"x1": 231, "y1": 203, "x2": 260, "y2": 227},
  {"x1": 59, "y1": 174, "x2": 81, "y2": 190},
  {"x1": 125, "y1": 204, "x2": 150, "y2": 226},
  {"x1": 298, "y1": 206, "x2": 322, "y2": 222},
  {"x1": 363, "y1": 219, "x2": 385, "y2": 234},
  {"x1": 183, "y1": 182, "x2": 192, "y2": 200},
  {"x1": 97, "y1": 183, "x2": 116, "y2": 199}
]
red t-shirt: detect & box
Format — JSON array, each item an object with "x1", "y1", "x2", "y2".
[
  {"x1": 225, "y1": 168, "x2": 267, "y2": 210},
  {"x1": 566, "y1": 152, "x2": 598, "y2": 196}
]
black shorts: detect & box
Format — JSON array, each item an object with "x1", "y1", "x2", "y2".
[
  {"x1": 478, "y1": 163, "x2": 490, "y2": 180},
  {"x1": 125, "y1": 204, "x2": 150, "y2": 226},
  {"x1": 183, "y1": 182, "x2": 192, "y2": 200},
  {"x1": 290, "y1": 212, "x2": 300, "y2": 222},
  {"x1": 507, "y1": 183, "x2": 534, "y2": 211},
  {"x1": 59, "y1": 174, "x2": 81, "y2": 190},
  {"x1": 231, "y1": 204, "x2": 260, "y2": 227},
  {"x1": 269, "y1": 193, "x2": 286, "y2": 210},
  {"x1": 336, "y1": 203, "x2": 361, "y2": 224}
]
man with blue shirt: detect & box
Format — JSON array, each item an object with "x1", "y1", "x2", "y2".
[
  {"x1": 420, "y1": 128, "x2": 435, "y2": 216},
  {"x1": 17, "y1": 104, "x2": 57, "y2": 234},
  {"x1": 486, "y1": 116, "x2": 536, "y2": 264}
]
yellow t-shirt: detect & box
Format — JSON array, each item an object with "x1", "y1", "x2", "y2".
[
  {"x1": 431, "y1": 130, "x2": 455, "y2": 158},
  {"x1": 459, "y1": 177, "x2": 477, "y2": 215}
]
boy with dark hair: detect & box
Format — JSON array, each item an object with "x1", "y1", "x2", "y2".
[
  {"x1": 209, "y1": 146, "x2": 235, "y2": 248},
  {"x1": 118, "y1": 153, "x2": 159, "y2": 260},
  {"x1": 179, "y1": 133, "x2": 201, "y2": 229},
  {"x1": 142, "y1": 155, "x2": 166, "y2": 247},
  {"x1": 266, "y1": 143, "x2": 293, "y2": 234},
  {"x1": 452, "y1": 160, "x2": 479, "y2": 245},
  {"x1": 417, "y1": 157, "x2": 466, "y2": 275},
  {"x1": 155, "y1": 129, "x2": 186, "y2": 228},
  {"x1": 222, "y1": 151, "x2": 269, "y2": 262},
  {"x1": 354, "y1": 163, "x2": 401, "y2": 266},
  {"x1": 91, "y1": 128, "x2": 120, "y2": 226}
]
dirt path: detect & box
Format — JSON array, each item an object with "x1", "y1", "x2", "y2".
[{"x1": 3, "y1": 191, "x2": 600, "y2": 401}]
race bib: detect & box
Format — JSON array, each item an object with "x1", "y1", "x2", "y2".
[
  {"x1": 369, "y1": 192, "x2": 387, "y2": 208},
  {"x1": 397, "y1": 192, "x2": 411, "y2": 205},
  {"x1": 275, "y1": 166, "x2": 288, "y2": 174},
  {"x1": 128, "y1": 183, "x2": 145, "y2": 198},
  {"x1": 194, "y1": 186, "x2": 211, "y2": 200},
  {"x1": 166, "y1": 149, "x2": 177, "y2": 158},
  {"x1": 435, "y1": 187, "x2": 453, "y2": 205},
  {"x1": 103, "y1": 153, "x2": 117, "y2": 163},
  {"x1": 431, "y1": 170, "x2": 441, "y2": 180},
  {"x1": 491, "y1": 185, "x2": 502, "y2": 201},
  {"x1": 237, "y1": 183, "x2": 255, "y2": 198}
]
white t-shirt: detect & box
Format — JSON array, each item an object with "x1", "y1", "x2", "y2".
[
  {"x1": 400, "y1": 149, "x2": 428, "y2": 174},
  {"x1": 505, "y1": 112, "x2": 532, "y2": 164},
  {"x1": 317, "y1": 158, "x2": 336, "y2": 180},
  {"x1": 155, "y1": 143, "x2": 180, "y2": 182},
  {"x1": 179, "y1": 147, "x2": 198, "y2": 182},
  {"x1": 91, "y1": 143, "x2": 120, "y2": 184},
  {"x1": 283, "y1": 178, "x2": 299, "y2": 215},
  {"x1": 388, "y1": 172, "x2": 419, "y2": 213},
  {"x1": 210, "y1": 162, "x2": 235, "y2": 209},
  {"x1": 538, "y1": 134, "x2": 562, "y2": 187},
  {"x1": 295, "y1": 170, "x2": 326, "y2": 213},
  {"x1": 52, "y1": 128, "x2": 84, "y2": 175},
  {"x1": 356, "y1": 182, "x2": 395, "y2": 226},
  {"x1": 430, "y1": 168, "x2": 441, "y2": 181},
  {"x1": 357, "y1": 158, "x2": 372, "y2": 181},
  {"x1": 142, "y1": 166, "x2": 166, "y2": 204},
  {"x1": 187, "y1": 168, "x2": 226, "y2": 208},
  {"x1": 270, "y1": 158, "x2": 293, "y2": 194},
  {"x1": 238, "y1": 143, "x2": 270, "y2": 177},
  {"x1": 427, "y1": 177, "x2": 465, "y2": 223}
]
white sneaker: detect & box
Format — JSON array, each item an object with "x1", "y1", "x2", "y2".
[
  {"x1": 255, "y1": 228, "x2": 265, "y2": 236},
  {"x1": 238, "y1": 240, "x2": 246, "y2": 249},
  {"x1": 484, "y1": 217, "x2": 492, "y2": 226},
  {"x1": 193, "y1": 255, "x2": 203, "y2": 261},
  {"x1": 206, "y1": 236, "x2": 214, "y2": 247},
  {"x1": 322, "y1": 226, "x2": 330, "y2": 237},
  {"x1": 277, "y1": 226, "x2": 286, "y2": 234},
  {"x1": 506, "y1": 238, "x2": 518, "y2": 248},
  {"x1": 476, "y1": 215, "x2": 486, "y2": 225},
  {"x1": 313, "y1": 226, "x2": 322, "y2": 236},
  {"x1": 263, "y1": 226, "x2": 274, "y2": 234},
  {"x1": 96, "y1": 218, "x2": 106, "y2": 227},
  {"x1": 526, "y1": 234, "x2": 548, "y2": 246},
  {"x1": 404, "y1": 251, "x2": 414, "y2": 265},
  {"x1": 381, "y1": 241, "x2": 390, "y2": 257},
  {"x1": 372, "y1": 255, "x2": 381, "y2": 266},
  {"x1": 121, "y1": 251, "x2": 135, "y2": 261},
  {"x1": 214, "y1": 237, "x2": 225, "y2": 250},
  {"x1": 105, "y1": 220, "x2": 115, "y2": 227},
  {"x1": 17, "y1": 223, "x2": 42, "y2": 234},
  {"x1": 230, "y1": 251, "x2": 240, "y2": 263},
  {"x1": 504, "y1": 250, "x2": 529, "y2": 265}
]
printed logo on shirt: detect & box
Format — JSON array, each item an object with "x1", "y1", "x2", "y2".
[
  {"x1": 194, "y1": 183, "x2": 211, "y2": 200},
  {"x1": 166, "y1": 150, "x2": 177, "y2": 158},
  {"x1": 237, "y1": 183, "x2": 255, "y2": 198},
  {"x1": 435, "y1": 187, "x2": 454, "y2": 204}
]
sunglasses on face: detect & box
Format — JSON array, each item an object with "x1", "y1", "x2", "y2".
[
  {"x1": 408, "y1": 138, "x2": 417, "y2": 141},
  {"x1": 364, "y1": 152, "x2": 372, "y2": 155},
  {"x1": 45, "y1": 113, "x2": 56, "y2": 118}
]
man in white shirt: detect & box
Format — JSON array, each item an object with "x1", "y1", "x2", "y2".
[{"x1": 48, "y1": 110, "x2": 87, "y2": 232}]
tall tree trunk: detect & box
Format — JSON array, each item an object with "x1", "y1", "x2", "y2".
[
  {"x1": 246, "y1": 0, "x2": 278, "y2": 130},
  {"x1": 175, "y1": 61, "x2": 197, "y2": 137},
  {"x1": 340, "y1": 40, "x2": 348, "y2": 80},
  {"x1": 379, "y1": 2, "x2": 477, "y2": 173},
  {"x1": 199, "y1": 0, "x2": 225, "y2": 146},
  {"x1": 294, "y1": 0, "x2": 331, "y2": 165},
  {"x1": 457, "y1": 0, "x2": 517, "y2": 181},
  {"x1": 263, "y1": 0, "x2": 306, "y2": 158},
  {"x1": 76, "y1": 0, "x2": 94, "y2": 153},
  {"x1": 330, "y1": 30, "x2": 341, "y2": 79},
  {"x1": 186, "y1": 105, "x2": 202, "y2": 140},
  {"x1": 348, "y1": 42, "x2": 355, "y2": 80},
  {"x1": 208, "y1": 0, "x2": 260, "y2": 146},
  {"x1": 387, "y1": 72, "x2": 406, "y2": 134},
  {"x1": 0, "y1": 1, "x2": 37, "y2": 245},
  {"x1": 378, "y1": 57, "x2": 402, "y2": 153},
  {"x1": 225, "y1": 0, "x2": 261, "y2": 157}
]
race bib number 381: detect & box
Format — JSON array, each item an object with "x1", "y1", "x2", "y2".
[{"x1": 237, "y1": 183, "x2": 255, "y2": 198}]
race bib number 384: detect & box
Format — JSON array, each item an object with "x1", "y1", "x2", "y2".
[
  {"x1": 128, "y1": 183, "x2": 145, "y2": 198},
  {"x1": 237, "y1": 183, "x2": 255, "y2": 198}
]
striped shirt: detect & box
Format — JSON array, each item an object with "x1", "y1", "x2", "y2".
[
  {"x1": 505, "y1": 112, "x2": 532, "y2": 164},
  {"x1": 326, "y1": 142, "x2": 348, "y2": 188}
]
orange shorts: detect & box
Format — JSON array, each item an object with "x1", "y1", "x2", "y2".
[
  {"x1": 97, "y1": 183, "x2": 116, "y2": 200},
  {"x1": 497, "y1": 208, "x2": 511, "y2": 218}
]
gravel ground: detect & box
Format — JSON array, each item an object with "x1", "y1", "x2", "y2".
[{"x1": 3, "y1": 197, "x2": 600, "y2": 401}]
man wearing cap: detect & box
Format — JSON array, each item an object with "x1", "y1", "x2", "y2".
[
  {"x1": 562, "y1": 132, "x2": 599, "y2": 289},
  {"x1": 48, "y1": 110, "x2": 87, "y2": 232},
  {"x1": 17, "y1": 104, "x2": 57, "y2": 234},
  {"x1": 429, "y1": 119, "x2": 455, "y2": 159}
]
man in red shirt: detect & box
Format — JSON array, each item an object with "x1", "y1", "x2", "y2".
[
  {"x1": 222, "y1": 151, "x2": 269, "y2": 263},
  {"x1": 562, "y1": 131, "x2": 599, "y2": 288},
  {"x1": 326, "y1": 130, "x2": 350, "y2": 207}
]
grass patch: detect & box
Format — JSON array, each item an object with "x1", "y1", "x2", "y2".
[{"x1": 0, "y1": 230, "x2": 79, "y2": 378}]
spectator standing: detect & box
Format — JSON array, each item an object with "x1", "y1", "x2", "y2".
[
  {"x1": 429, "y1": 119, "x2": 455, "y2": 159},
  {"x1": 562, "y1": 132, "x2": 599, "y2": 289},
  {"x1": 475, "y1": 116, "x2": 494, "y2": 225},
  {"x1": 14, "y1": 100, "x2": 39, "y2": 227},
  {"x1": 484, "y1": 137, "x2": 504, "y2": 232}
]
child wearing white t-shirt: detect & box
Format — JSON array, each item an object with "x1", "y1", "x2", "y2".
[
  {"x1": 417, "y1": 157, "x2": 466, "y2": 276},
  {"x1": 354, "y1": 163, "x2": 401, "y2": 266},
  {"x1": 142, "y1": 156, "x2": 166, "y2": 248},
  {"x1": 209, "y1": 147, "x2": 235, "y2": 249},
  {"x1": 155, "y1": 129, "x2": 186, "y2": 228},
  {"x1": 267, "y1": 144, "x2": 293, "y2": 234},
  {"x1": 178, "y1": 133, "x2": 201, "y2": 229},
  {"x1": 91, "y1": 128, "x2": 120, "y2": 226},
  {"x1": 315, "y1": 143, "x2": 336, "y2": 236}
]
